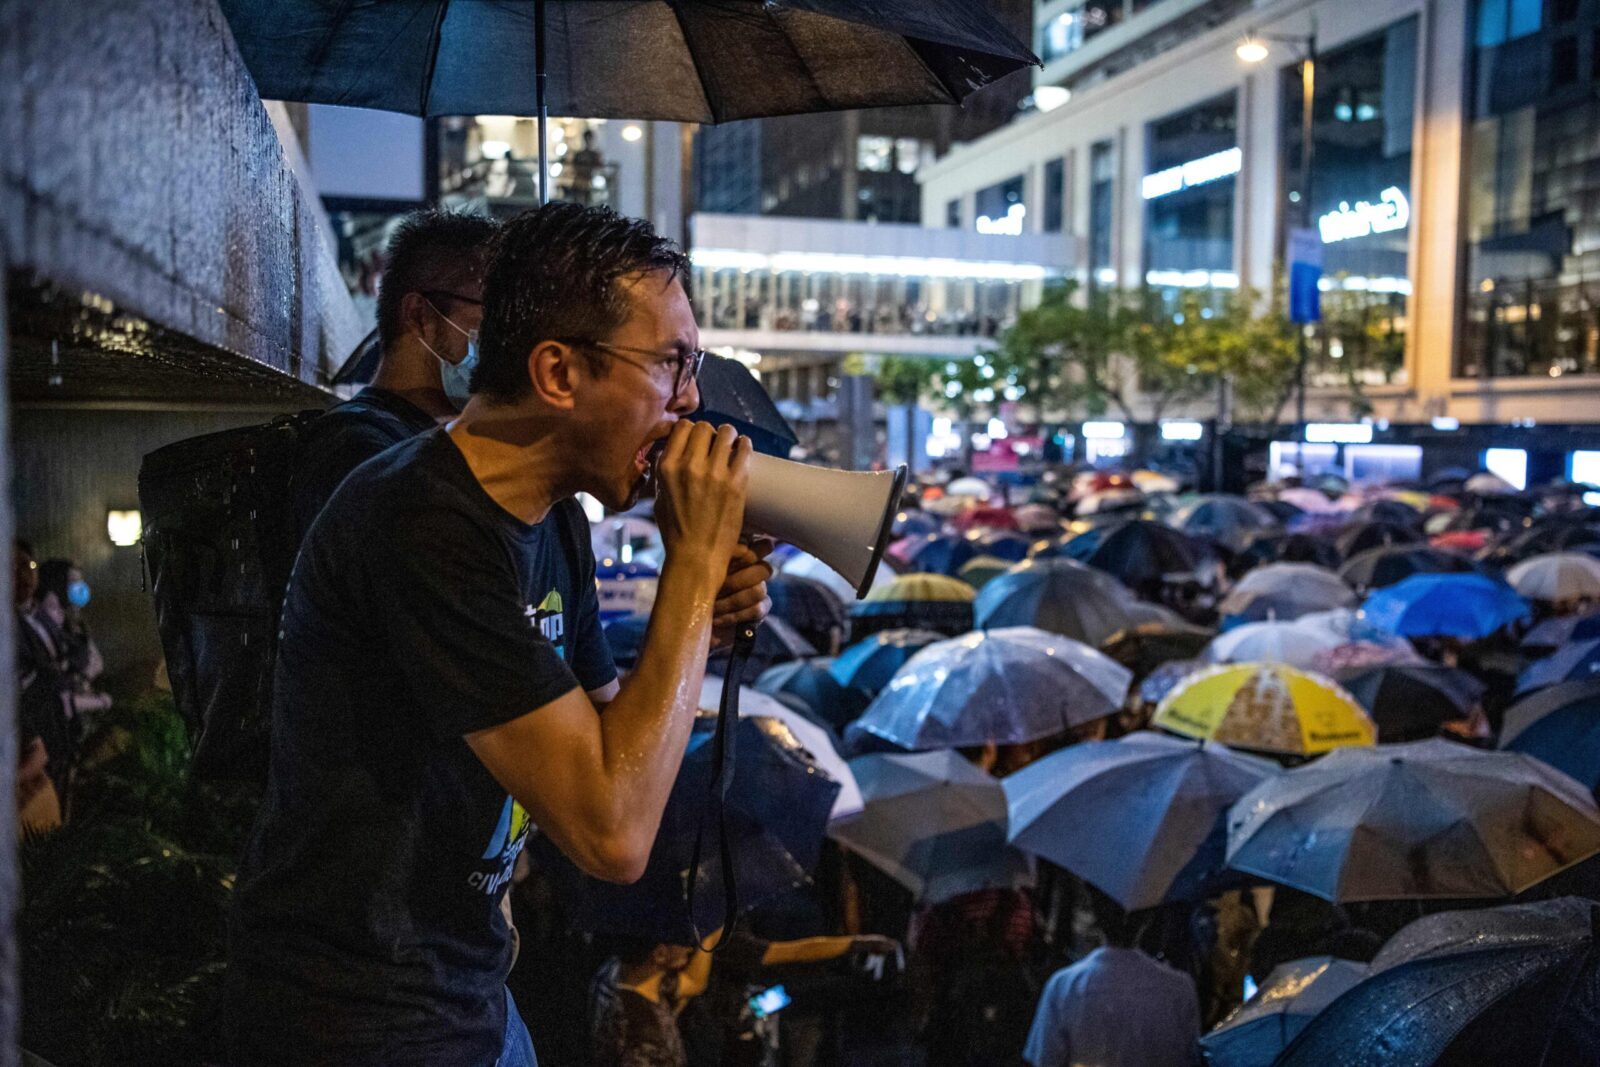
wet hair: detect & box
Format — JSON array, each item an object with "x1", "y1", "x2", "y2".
[
  {"x1": 473, "y1": 202, "x2": 689, "y2": 405},
  {"x1": 375, "y1": 209, "x2": 499, "y2": 352},
  {"x1": 37, "y1": 559, "x2": 74, "y2": 604}
]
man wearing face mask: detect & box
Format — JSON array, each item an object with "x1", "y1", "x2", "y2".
[{"x1": 290, "y1": 209, "x2": 500, "y2": 544}]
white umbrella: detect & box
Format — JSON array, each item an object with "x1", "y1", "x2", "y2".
[
  {"x1": 946, "y1": 476, "x2": 995, "y2": 501},
  {"x1": 701, "y1": 675, "x2": 863, "y2": 820},
  {"x1": 1465, "y1": 472, "x2": 1516, "y2": 495},
  {"x1": 1507, "y1": 552, "x2": 1600, "y2": 602},
  {"x1": 1207, "y1": 619, "x2": 1346, "y2": 669}
]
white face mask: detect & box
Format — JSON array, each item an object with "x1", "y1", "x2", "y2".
[{"x1": 420, "y1": 299, "x2": 479, "y2": 411}]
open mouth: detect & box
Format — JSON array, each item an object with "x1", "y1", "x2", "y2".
[{"x1": 634, "y1": 436, "x2": 668, "y2": 481}]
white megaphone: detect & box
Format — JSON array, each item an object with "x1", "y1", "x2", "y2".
[{"x1": 744, "y1": 453, "x2": 907, "y2": 599}]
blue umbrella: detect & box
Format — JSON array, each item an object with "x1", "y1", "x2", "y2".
[
  {"x1": 1200, "y1": 957, "x2": 1367, "y2": 1067},
  {"x1": 1003, "y1": 732, "x2": 1276, "y2": 910},
  {"x1": 844, "y1": 627, "x2": 1132, "y2": 751},
  {"x1": 1275, "y1": 898, "x2": 1600, "y2": 1067},
  {"x1": 1170, "y1": 495, "x2": 1278, "y2": 552},
  {"x1": 1500, "y1": 677, "x2": 1600, "y2": 791},
  {"x1": 1360, "y1": 573, "x2": 1530, "y2": 640},
  {"x1": 1516, "y1": 638, "x2": 1600, "y2": 695},
  {"x1": 755, "y1": 659, "x2": 868, "y2": 733},
  {"x1": 1034, "y1": 519, "x2": 1212, "y2": 600},
  {"x1": 966, "y1": 528, "x2": 1031, "y2": 563},
  {"x1": 530, "y1": 713, "x2": 841, "y2": 944},
  {"x1": 892, "y1": 508, "x2": 940, "y2": 539},
  {"x1": 973, "y1": 558, "x2": 1143, "y2": 646},
  {"x1": 829, "y1": 628, "x2": 944, "y2": 697},
  {"x1": 895, "y1": 532, "x2": 979, "y2": 577}
]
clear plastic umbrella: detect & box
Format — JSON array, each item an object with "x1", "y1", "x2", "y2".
[
  {"x1": 845, "y1": 627, "x2": 1132, "y2": 751},
  {"x1": 1207, "y1": 620, "x2": 1347, "y2": 668},
  {"x1": 1218, "y1": 563, "x2": 1357, "y2": 623},
  {"x1": 1201, "y1": 957, "x2": 1367, "y2": 1067},
  {"x1": 1507, "y1": 551, "x2": 1600, "y2": 602},
  {"x1": 1003, "y1": 731, "x2": 1277, "y2": 910},
  {"x1": 1226, "y1": 738, "x2": 1600, "y2": 902}
]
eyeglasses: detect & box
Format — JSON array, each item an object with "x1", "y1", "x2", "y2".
[{"x1": 565, "y1": 339, "x2": 705, "y2": 399}]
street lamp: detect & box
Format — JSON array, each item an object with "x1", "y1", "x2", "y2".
[{"x1": 1238, "y1": 22, "x2": 1318, "y2": 469}]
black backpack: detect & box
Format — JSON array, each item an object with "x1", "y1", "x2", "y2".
[{"x1": 138, "y1": 411, "x2": 322, "y2": 781}]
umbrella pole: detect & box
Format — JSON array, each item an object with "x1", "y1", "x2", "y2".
[{"x1": 535, "y1": 0, "x2": 548, "y2": 204}]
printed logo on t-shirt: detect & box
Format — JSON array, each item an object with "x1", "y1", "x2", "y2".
[
  {"x1": 526, "y1": 589, "x2": 566, "y2": 657},
  {"x1": 470, "y1": 794, "x2": 531, "y2": 896}
]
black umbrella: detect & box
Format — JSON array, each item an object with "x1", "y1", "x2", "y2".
[
  {"x1": 766, "y1": 573, "x2": 846, "y2": 654},
  {"x1": 692, "y1": 353, "x2": 797, "y2": 458},
  {"x1": 1331, "y1": 664, "x2": 1485, "y2": 741},
  {"x1": 973, "y1": 558, "x2": 1141, "y2": 646},
  {"x1": 1339, "y1": 543, "x2": 1477, "y2": 593},
  {"x1": 706, "y1": 614, "x2": 815, "y2": 677},
  {"x1": 1335, "y1": 520, "x2": 1421, "y2": 559},
  {"x1": 1523, "y1": 608, "x2": 1600, "y2": 650},
  {"x1": 220, "y1": 0, "x2": 1036, "y2": 202},
  {"x1": 1254, "y1": 498, "x2": 1304, "y2": 523},
  {"x1": 755, "y1": 659, "x2": 867, "y2": 732},
  {"x1": 1037, "y1": 520, "x2": 1211, "y2": 599},
  {"x1": 1276, "y1": 898, "x2": 1600, "y2": 1067},
  {"x1": 1499, "y1": 676, "x2": 1600, "y2": 791},
  {"x1": 1347, "y1": 499, "x2": 1424, "y2": 529},
  {"x1": 1232, "y1": 530, "x2": 1343, "y2": 576},
  {"x1": 529, "y1": 712, "x2": 840, "y2": 943},
  {"x1": 1098, "y1": 621, "x2": 1215, "y2": 681},
  {"x1": 1482, "y1": 516, "x2": 1600, "y2": 568}
]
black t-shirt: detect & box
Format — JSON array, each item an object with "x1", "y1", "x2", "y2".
[
  {"x1": 289, "y1": 387, "x2": 439, "y2": 545},
  {"x1": 228, "y1": 428, "x2": 616, "y2": 1066}
]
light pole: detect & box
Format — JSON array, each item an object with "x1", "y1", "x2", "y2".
[{"x1": 1239, "y1": 23, "x2": 1318, "y2": 469}]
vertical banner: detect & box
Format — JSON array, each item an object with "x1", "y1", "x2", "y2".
[{"x1": 1288, "y1": 227, "x2": 1324, "y2": 324}]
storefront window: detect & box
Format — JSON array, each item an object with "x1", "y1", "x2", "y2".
[
  {"x1": 1283, "y1": 18, "x2": 1417, "y2": 387},
  {"x1": 975, "y1": 176, "x2": 1027, "y2": 234},
  {"x1": 1144, "y1": 93, "x2": 1239, "y2": 294},
  {"x1": 1460, "y1": 0, "x2": 1600, "y2": 377}
]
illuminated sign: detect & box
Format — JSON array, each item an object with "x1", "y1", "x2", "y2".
[
  {"x1": 1161, "y1": 420, "x2": 1205, "y2": 442},
  {"x1": 1141, "y1": 147, "x2": 1242, "y2": 200},
  {"x1": 975, "y1": 203, "x2": 1026, "y2": 236},
  {"x1": 1081, "y1": 420, "x2": 1126, "y2": 440},
  {"x1": 1318, "y1": 187, "x2": 1410, "y2": 244},
  {"x1": 1305, "y1": 422, "x2": 1374, "y2": 444}
]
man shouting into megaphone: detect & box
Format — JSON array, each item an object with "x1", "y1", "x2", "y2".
[{"x1": 226, "y1": 203, "x2": 771, "y2": 1067}]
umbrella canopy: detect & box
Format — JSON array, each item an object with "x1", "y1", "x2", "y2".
[
  {"x1": 1484, "y1": 518, "x2": 1600, "y2": 567},
  {"x1": 1335, "y1": 520, "x2": 1422, "y2": 559},
  {"x1": 1043, "y1": 519, "x2": 1212, "y2": 598},
  {"x1": 829, "y1": 627, "x2": 944, "y2": 697},
  {"x1": 1156, "y1": 662, "x2": 1376, "y2": 756},
  {"x1": 1139, "y1": 658, "x2": 1206, "y2": 707},
  {"x1": 973, "y1": 558, "x2": 1142, "y2": 646},
  {"x1": 1516, "y1": 637, "x2": 1600, "y2": 695},
  {"x1": 1275, "y1": 898, "x2": 1600, "y2": 1067},
  {"x1": 1206, "y1": 620, "x2": 1347, "y2": 670},
  {"x1": 966, "y1": 528, "x2": 1032, "y2": 563},
  {"x1": 950, "y1": 505, "x2": 1017, "y2": 532},
  {"x1": 531, "y1": 710, "x2": 841, "y2": 942},
  {"x1": 781, "y1": 548, "x2": 892, "y2": 603},
  {"x1": 1523, "y1": 607, "x2": 1600, "y2": 650},
  {"x1": 1507, "y1": 552, "x2": 1600, "y2": 602},
  {"x1": 1170, "y1": 496, "x2": 1278, "y2": 552},
  {"x1": 1308, "y1": 640, "x2": 1426, "y2": 674},
  {"x1": 829, "y1": 750, "x2": 1032, "y2": 905},
  {"x1": 766, "y1": 573, "x2": 847, "y2": 654},
  {"x1": 1338, "y1": 543, "x2": 1477, "y2": 593},
  {"x1": 1218, "y1": 563, "x2": 1357, "y2": 624},
  {"x1": 1278, "y1": 487, "x2": 1344, "y2": 514},
  {"x1": 890, "y1": 532, "x2": 979, "y2": 576},
  {"x1": 1200, "y1": 957, "x2": 1368, "y2": 1067},
  {"x1": 1012, "y1": 503, "x2": 1064, "y2": 535},
  {"x1": 701, "y1": 675, "x2": 862, "y2": 820},
  {"x1": 1331, "y1": 664, "x2": 1485, "y2": 741},
  {"x1": 892, "y1": 508, "x2": 941, "y2": 540},
  {"x1": 955, "y1": 554, "x2": 1012, "y2": 590},
  {"x1": 1100, "y1": 621, "x2": 1216, "y2": 680},
  {"x1": 1361, "y1": 573, "x2": 1530, "y2": 640},
  {"x1": 1226, "y1": 738, "x2": 1600, "y2": 902},
  {"x1": 1466, "y1": 471, "x2": 1517, "y2": 494},
  {"x1": 220, "y1": 0, "x2": 1037, "y2": 122},
  {"x1": 945, "y1": 476, "x2": 995, "y2": 501},
  {"x1": 691, "y1": 353, "x2": 798, "y2": 457},
  {"x1": 1500, "y1": 677, "x2": 1600, "y2": 792},
  {"x1": 706, "y1": 614, "x2": 816, "y2": 677},
  {"x1": 755, "y1": 659, "x2": 869, "y2": 734},
  {"x1": 846, "y1": 627, "x2": 1131, "y2": 751},
  {"x1": 1348, "y1": 498, "x2": 1424, "y2": 527},
  {"x1": 848, "y1": 572, "x2": 975, "y2": 641},
  {"x1": 1233, "y1": 531, "x2": 1344, "y2": 575},
  {"x1": 1076, "y1": 487, "x2": 1146, "y2": 515},
  {"x1": 1003, "y1": 732, "x2": 1276, "y2": 910}
]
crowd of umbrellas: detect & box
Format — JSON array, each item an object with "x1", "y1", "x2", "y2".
[{"x1": 579, "y1": 463, "x2": 1600, "y2": 1065}]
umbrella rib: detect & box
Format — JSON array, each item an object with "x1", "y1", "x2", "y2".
[
  {"x1": 668, "y1": 1, "x2": 732, "y2": 124},
  {"x1": 418, "y1": 0, "x2": 450, "y2": 115}
]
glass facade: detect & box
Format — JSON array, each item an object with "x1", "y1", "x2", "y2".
[
  {"x1": 1089, "y1": 140, "x2": 1117, "y2": 287},
  {"x1": 1461, "y1": 0, "x2": 1600, "y2": 377},
  {"x1": 1283, "y1": 18, "x2": 1418, "y2": 387},
  {"x1": 975, "y1": 175, "x2": 1027, "y2": 233},
  {"x1": 1143, "y1": 93, "x2": 1239, "y2": 292},
  {"x1": 1044, "y1": 158, "x2": 1066, "y2": 233}
]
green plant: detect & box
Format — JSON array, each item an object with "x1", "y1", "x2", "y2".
[{"x1": 19, "y1": 693, "x2": 259, "y2": 1066}]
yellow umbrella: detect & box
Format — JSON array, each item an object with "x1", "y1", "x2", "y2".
[
  {"x1": 862, "y1": 573, "x2": 976, "y2": 604},
  {"x1": 1154, "y1": 662, "x2": 1376, "y2": 756},
  {"x1": 851, "y1": 572, "x2": 976, "y2": 641}
]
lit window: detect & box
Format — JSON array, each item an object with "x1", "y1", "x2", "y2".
[
  {"x1": 857, "y1": 136, "x2": 893, "y2": 173},
  {"x1": 895, "y1": 138, "x2": 924, "y2": 175}
]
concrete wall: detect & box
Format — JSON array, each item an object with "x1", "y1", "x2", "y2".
[{"x1": 0, "y1": 0, "x2": 363, "y2": 389}]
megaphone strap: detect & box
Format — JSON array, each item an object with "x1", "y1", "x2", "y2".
[{"x1": 688, "y1": 622, "x2": 759, "y2": 953}]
